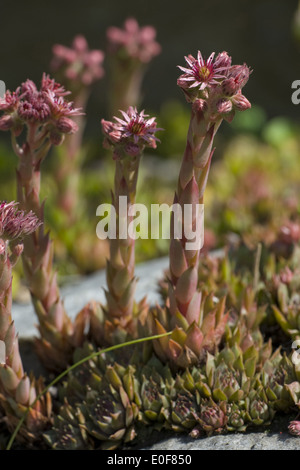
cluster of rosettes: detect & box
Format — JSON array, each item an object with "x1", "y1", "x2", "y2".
[
  {"x1": 106, "y1": 17, "x2": 161, "y2": 63},
  {"x1": 0, "y1": 74, "x2": 82, "y2": 144},
  {"x1": 177, "y1": 50, "x2": 251, "y2": 121},
  {"x1": 51, "y1": 35, "x2": 105, "y2": 87},
  {"x1": 101, "y1": 106, "x2": 162, "y2": 159},
  {"x1": 0, "y1": 201, "x2": 41, "y2": 254}
]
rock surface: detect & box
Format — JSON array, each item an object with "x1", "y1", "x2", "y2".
[
  {"x1": 142, "y1": 429, "x2": 300, "y2": 450},
  {"x1": 12, "y1": 256, "x2": 170, "y2": 338}
]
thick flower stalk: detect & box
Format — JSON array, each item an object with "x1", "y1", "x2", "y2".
[
  {"x1": 0, "y1": 75, "x2": 84, "y2": 371},
  {"x1": 153, "y1": 51, "x2": 251, "y2": 367},
  {"x1": 88, "y1": 107, "x2": 161, "y2": 344},
  {"x1": 106, "y1": 17, "x2": 161, "y2": 114},
  {"x1": 0, "y1": 202, "x2": 51, "y2": 443},
  {"x1": 51, "y1": 36, "x2": 105, "y2": 231}
]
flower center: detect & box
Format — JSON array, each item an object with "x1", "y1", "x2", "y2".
[
  {"x1": 128, "y1": 118, "x2": 145, "y2": 135},
  {"x1": 197, "y1": 65, "x2": 212, "y2": 82}
]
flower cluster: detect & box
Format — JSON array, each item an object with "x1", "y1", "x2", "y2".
[
  {"x1": 177, "y1": 50, "x2": 251, "y2": 121},
  {"x1": 0, "y1": 201, "x2": 41, "y2": 243},
  {"x1": 51, "y1": 35, "x2": 105, "y2": 87},
  {"x1": 101, "y1": 106, "x2": 162, "y2": 158},
  {"x1": 107, "y1": 18, "x2": 161, "y2": 63},
  {"x1": 0, "y1": 74, "x2": 82, "y2": 143}
]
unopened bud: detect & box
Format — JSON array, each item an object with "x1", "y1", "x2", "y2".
[
  {"x1": 216, "y1": 99, "x2": 233, "y2": 114},
  {"x1": 49, "y1": 129, "x2": 65, "y2": 146},
  {"x1": 215, "y1": 51, "x2": 232, "y2": 69},
  {"x1": 56, "y1": 116, "x2": 78, "y2": 134},
  {"x1": 0, "y1": 114, "x2": 13, "y2": 131},
  {"x1": 124, "y1": 142, "x2": 141, "y2": 157},
  {"x1": 231, "y1": 93, "x2": 251, "y2": 111}
]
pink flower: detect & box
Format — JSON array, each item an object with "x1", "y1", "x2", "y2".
[
  {"x1": 0, "y1": 201, "x2": 41, "y2": 242},
  {"x1": 113, "y1": 106, "x2": 161, "y2": 145},
  {"x1": 44, "y1": 91, "x2": 82, "y2": 120},
  {"x1": 41, "y1": 73, "x2": 70, "y2": 97},
  {"x1": 0, "y1": 90, "x2": 20, "y2": 113},
  {"x1": 107, "y1": 18, "x2": 161, "y2": 63},
  {"x1": 177, "y1": 51, "x2": 228, "y2": 92},
  {"x1": 51, "y1": 35, "x2": 105, "y2": 86},
  {"x1": 0, "y1": 75, "x2": 83, "y2": 138},
  {"x1": 102, "y1": 107, "x2": 162, "y2": 156}
]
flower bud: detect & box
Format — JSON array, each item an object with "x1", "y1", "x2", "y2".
[
  {"x1": 0, "y1": 115, "x2": 13, "y2": 131},
  {"x1": 56, "y1": 116, "x2": 78, "y2": 134},
  {"x1": 215, "y1": 51, "x2": 232, "y2": 69},
  {"x1": 216, "y1": 99, "x2": 233, "y2": 114},
  {"x1": 231, "y1": 93, "x2": 251, "y2": 111},
  {"x1": 124, "y1": 142, "x2": 141, "y2": 157},
  {"x1": 49, "y1": 129, "x2": 65, "y2": 146}
]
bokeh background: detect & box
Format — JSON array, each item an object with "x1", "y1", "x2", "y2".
[
  {"x1": 1, "y1": 1, "x2": 299, "y2": 125},
  {"x1": 0, "y1": 0, "x2": 300, "y2": 294}
]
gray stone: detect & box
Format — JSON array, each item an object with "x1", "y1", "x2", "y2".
[
  {"x1": 142, "y1": 430, "x2": 300, "y2": 451},
  {"x1": 12, "y1": 256, "x2": 170, "y2": 338}
]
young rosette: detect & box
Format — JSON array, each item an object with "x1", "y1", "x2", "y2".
[
  {"x1": 46, "y1": 362, "x2": 141, "y2": 450},
  {"x1": 150, "y1": 292, "x2": 228, "y2": 369},
  {"x1": 270, "y1": 265, "x2": 300, "y2": 340}
]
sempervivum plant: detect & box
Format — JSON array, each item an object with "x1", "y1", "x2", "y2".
[
  {"x1": 50, "y1": 35, "x2": 109, "y2": 273},
  {"x1": 83, "y1": 106, "x2": 162, "y2": 345},
  {"x1": 137, "y1": 356, "x2": 174, "y2": 431},
  {"x1": 106, "y1": 17, "x2": 161, "y2": 114},
  {"x1": 0, "y1": 202, "x2": 51, "y2": 444},
  {"x1": 43, "y1": 401, "x2": 90, "y2": 450},
  {"x1": 150, "y1": 51, "x2": 252, "y2": 369},
  {"x1": 169, "y1": 51, "x2": 251, "y2": 316},
  {"x1": 151, "y1": 293, "x2": 228, "y2": 369},
  {"x1": 270, "y1": 265, "x2": 300, "y2": 340},
  {"x1": 0, "y1": 75, "x2": 89, "y2": 372}
]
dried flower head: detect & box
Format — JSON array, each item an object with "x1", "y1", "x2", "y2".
[
  {"x1": 107, "y1": 17, "x2": 161, "y2": 63},
  {"x1": 51, "y1": 35, "x2": 105, "y2": 87},
  {"x1": 0, "y1": 201, "x2": 41, "y2": 243}
]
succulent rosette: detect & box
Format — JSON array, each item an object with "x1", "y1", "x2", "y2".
[{"x1": 151, "y1": 293, "x2": 228, "y2": 369}]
